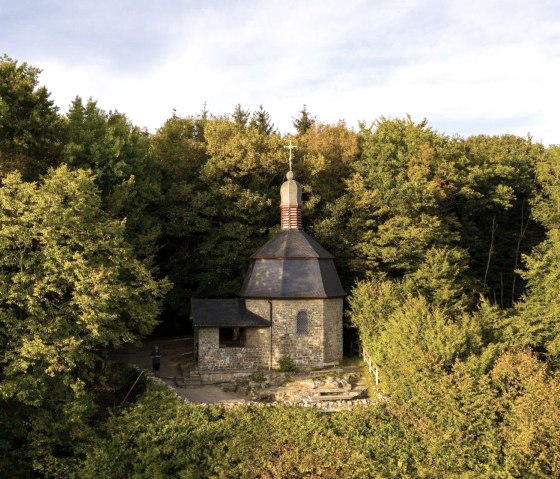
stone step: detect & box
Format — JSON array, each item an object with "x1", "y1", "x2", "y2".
[
  {"x1": 308, "y1": 368, "x2": 344, "y2": 376},
  {"x1": 175, "y1": 360, "x2": 201, "y2": 387},
  {"x1": 307, "y1": 394, "x2": 359, "y2": 402},
  {"x1": 315, "y1": 387, "x2": 352, "y2": 394},
  {"x1": 307, "y1": 388, "x2": 367, "y2": 402}
]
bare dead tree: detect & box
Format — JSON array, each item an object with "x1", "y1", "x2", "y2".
[
  {"x1": 484, "y1": 216, "x2": 498, "y2": 286},
  {"x1": 500, "y1": 272, "x2": 504, "y2": 309},
  {"x1": 512, "y1": 200, "x2": 530, "y2": 303}
]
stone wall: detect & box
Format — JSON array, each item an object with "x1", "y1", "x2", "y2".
[
  {"x1": 196, "y1": 298, "x2": 343, "y2": 371},
  {"x1": 271, "y1": 299, "x2": 324, "y2": 368},
  {"x1": 245, "y1": 299, "x2": 339, "y2": 368},
  {"x1": 197, "y1": 328, "x2": 268, "y2": 371},
  {"x1": 322, "y1": 298, "x2": 343, "y2": 364}
]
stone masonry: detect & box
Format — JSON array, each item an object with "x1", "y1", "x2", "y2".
[
  {"x1": 197, "y1": 328, "x2": 268, "y2": 371},
  {"x1": 322, "y1": 298, "x2": 343, "y2": 364},
  {"x1": 196, "y1": 298, "x2": 343, "y2": 371},
  {"x1": 245, "y1": 298, "x2": 342, "y2": 369}
]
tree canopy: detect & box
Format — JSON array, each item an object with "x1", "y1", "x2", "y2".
[
  {"x1": 1, "y1": 55, "x2": 560, "y2": 478},
  {"x1": 0, "y1": 166, "x2": 169, "y2": 476}
]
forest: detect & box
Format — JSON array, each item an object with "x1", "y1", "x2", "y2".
[{"x1": 0, "y1": 54, "x2": 559, "y2": 478}]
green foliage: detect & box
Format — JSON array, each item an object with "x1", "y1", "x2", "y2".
[
  {"x1": 278, "y1": 356, "x2": 297, "y2": 372},
  {"x1": 507, "y1": 229, "x2": 560, "y2": 364},
  {"x1": 292, "y1": 104, "x2": 315, "y2": 136},
  {"x1": 532, "y1": 145, "x2": 560, "y2": 229},
  {"x1": 232, "y1": 103, "x2": 250, "y2": 128},
  {"x1": 0, "y1": 55, "x2": 63, "y2": 180},
  {"x1": 250, "y1": 371, "x2": 265, "y2": 382},
  {"x1": 348, "y1": 244, "x2": 506, "y2": 398},
  {"x1": 491, "y1": 351, "x2": 560, "y2": 478},
  {"x1": 316, "y1": 117, "x2": 461, "y2": 283},
  {"x1": 77, "y1": 352, "x2": 560, "y2": 478},
  {"x1": 154, "y1": 115, "x2": 287, "y2": 306},
  {"x1": 78, "y1": 386, "x2": 413, "y2": 479},
  {"x1": 1, "y1": 55, "x2": 559, "y2": 478},
  {"x1": 350, "y1": 278, "x2": 478, "y2": 397},
  {"x1": 0, "y1": 166, "x2": 170, "y2": 476},
  {"x1": 62, "y1": 97, "x2": 162, "y2": 257},
  {"x1": 503, "y1": 146, "x2": 560, "y2": 366},
  {"x1": 315, "y1": 119, "x2": 544, "y2": 305},
  {"x1": 454, "y1": 134, "x2": 545, "y2": 306},
  {"x1": 249, "y1": 104, "x2": 275, "y2": 135},
  {"x1": 401, "y1": 246, "x2": 475, "y2": 315}
]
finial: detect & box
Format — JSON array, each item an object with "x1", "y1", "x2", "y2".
[{"x1": 284, "y1": 140, "x2": 297, "y2": 173}]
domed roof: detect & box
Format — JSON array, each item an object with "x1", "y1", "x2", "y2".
[{"x1": 240, "y1": 230, "x2": 345, "y2": 299}]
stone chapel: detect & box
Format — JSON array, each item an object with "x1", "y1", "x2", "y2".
[{"x1": 190, "y1": 158, "x2": 345, "y2": 371}]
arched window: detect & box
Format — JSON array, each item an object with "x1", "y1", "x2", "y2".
[{"x1": 296, "y1": 310, "x2": 309, "y2": 335}]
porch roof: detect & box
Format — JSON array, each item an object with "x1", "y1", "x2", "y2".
[{"x1": 190, "y1": 298, "x2": 270, "y2": 328}]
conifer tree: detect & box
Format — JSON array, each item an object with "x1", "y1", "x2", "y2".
[
  {"x1": 0, "y1": 56, "x2": 62, "y2": 180},
  {"x1": 249, "y1": 105, "x2": 274, "y2": 135},
  {"x1": 292, "y1": 104, "x2": 315, "y2": 135}
]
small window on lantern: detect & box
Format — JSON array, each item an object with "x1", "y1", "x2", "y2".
[{"x1": 296, "y1": 310, "x2": 309, "y2": 335}]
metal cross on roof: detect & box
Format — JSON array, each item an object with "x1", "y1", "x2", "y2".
[{"x1": 285, "y1": 140, "x2": 297, "y2": 172}]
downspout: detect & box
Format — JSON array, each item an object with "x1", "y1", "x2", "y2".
[{"x1": 268, "y1": 299, "x2": 273, "y2": 370}]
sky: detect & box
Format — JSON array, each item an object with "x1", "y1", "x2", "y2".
[{"x1": 2, "y1": 0, "x2": 559, "y2": 143}]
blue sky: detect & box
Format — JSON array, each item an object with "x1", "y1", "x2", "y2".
[{"x1": 2, "y1": 0, "x2": 559, "y2": 143}]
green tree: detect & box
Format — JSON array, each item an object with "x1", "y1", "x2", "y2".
[
  {"x1": 191, "y1": 117, "x2": 286, "y2": 296},
  {"x1": 394, "y1": 360, "x2": 502, "y2": 478},
  {"x1": 453, "y1": 135, "x2": 544, "y2": 307},
  {"x1": 492, "y1": 351, "x2": 560, "y2": 478},
  {"x1": 154, "y1": 114, "x2": 290, "y2": 309},
  {"x1": 298, "y1": 120, "x2": 359, "y2": 209},
  {"x1": 0, "y1": 166, "x2": 170, "y2": 476},
  {"x1": 232, "y1": 103, "x2": 250, "y2": 128},
  {"x1": 505, "y1": 145, "x2": 560, "y2": 365},
  {"x1": 63, "y1": 97, "x2": 161, "y2": 257},
  {"x1": 249, "y1": 105, "x2": 275, "y2": 135},
  {"x1": 508, "y1": 230, "x2": 560, "y2": 364},
  {"x1": 0, "y1": 55, "x2": 62, "y2": 180},
  {"x1": 349, "y1": 278, "x2": 477, "y2": 398},
  {"x1": 151, "y1": 114, "x2": 209, "y2": 322},
  {"x1": 316, "y1": 117, "x2": 461, "y2": 283},
  {"x1": 292, "y1": 104, "x2": 315, "y2": 136}
]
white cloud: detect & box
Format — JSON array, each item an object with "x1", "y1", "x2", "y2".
[{"x1": 10, "y1": 0, "x2": 560, "y2": 143}]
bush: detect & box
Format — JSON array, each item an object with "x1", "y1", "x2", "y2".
[
  {"x1": 250, "y1": 371, "x2": 266, "y2": 383},
  {"x1": 278, "y1": 356, "x2": 297, "y2": 372}
]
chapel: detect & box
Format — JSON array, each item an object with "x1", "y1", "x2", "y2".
[{"x1": 191, "y1": 151, "x2": 345, "y2": 371}]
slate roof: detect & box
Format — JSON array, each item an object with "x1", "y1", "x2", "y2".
[
  {"x1": 239, "y1": 258, "x2": 346, "y2": 298},
  {"x1": 251, "y1": 230, "x2": 334, "y2": 259},
  {"x1": 239, "y1": 230, "x2": 346, "y2": 299},
  {"x1": 190, "y1": 299, "x2": 270, "y2": 328}
]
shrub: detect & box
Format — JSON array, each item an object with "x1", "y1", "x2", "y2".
[
  {"x1": 250, "y1": 371, "x2": 266, "y2": 383},
  {"x1": 278, "y1": 356, "x2": 297, "y2": 372}
]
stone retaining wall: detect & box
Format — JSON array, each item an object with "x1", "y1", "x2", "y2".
[{"x1": 176, "y1": 395, "x2": 375, "y2": 412}]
